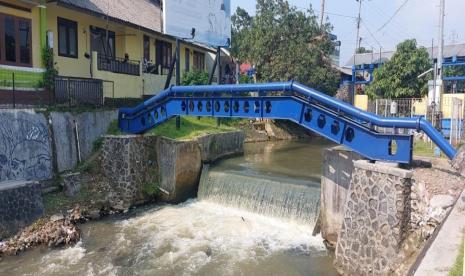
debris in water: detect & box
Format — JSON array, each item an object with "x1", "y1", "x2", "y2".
[{"x1": 205, "y1": 247, "x2": 212, "y2": 257}]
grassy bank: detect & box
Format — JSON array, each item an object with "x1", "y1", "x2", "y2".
[
  {"x1": 413, "y1": 140, "x2": 436, "y2": 158},
  {"x1": 108, "y1": 116, "x2": 243, "y2": 140},
  {"x1": 150, "y1": 117, "x2": 240, "y2": 140},
  {"x1": 449, "y1": 238, "x2": 464, "y2": 276}
]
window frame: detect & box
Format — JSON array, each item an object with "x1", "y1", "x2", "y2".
[
  {"x1": 193, "y1": 51, "x2": 205, "y2": 71},
  {"x1": 0, "y1": 12, "x2": 32, "y2": 67},
  {"x1": 185, "y1": 48, "x2": 190, "y2": 72},
  {"x1": 143, "y1": 35, "x2": 150, "y2": 62},
  {"x1": 57, "y1": 17, "x2": 78, "y2": 59},
  {"x1": 90, "y1": 25, "x2": 115, "y2": 58},
  {"x1": 156, "y1": 39, "x2": 172, "y2": 69}
]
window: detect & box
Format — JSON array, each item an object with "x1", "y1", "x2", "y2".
[
  {"x1": 193, "y1": 51, "x2": 205, "y2": 71},
  {"x1": 0, "y1": 13, "x2": 31, "y2": 66},
  {"x1": 156, "y1": 40, "x2": 172, "y2": 69},
  {"x1": 143, "y1": 35, "x2": 150, "y2": 62},
  {"x1": 90, "y1": 26, "x2": 115, "y2": 58},
  {"x1": 57, "y1": 17, "x2": 77, "y2": 58},
  {"x1": 185, "y1": 48, "x2": 190, "y2": 72}
]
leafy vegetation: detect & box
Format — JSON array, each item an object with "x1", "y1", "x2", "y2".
[
  {"x1": 181, "y1": 70, "x2": 209, "y2": 85},
  {"x1": 366, "y1": 39, "x2": 431, "y2": 99},
  {"x1": 150, "y1": 116, "x2": 238, "y2": 140},
  {"x1": 356, "y1": 47, "x2": 373, "y2": 54},
  {"x1": 42, "y1": 46, "x2": 58, "y2": 91},
  {"x1": 42, "y1": 185, "x2": 98, "y2": 216},
  {"x1": 107, "y1": 120, "x2": 123, "y2": 135},
  {"x1": 231, "y1": 0, "x2": 340, "y2": 95}
]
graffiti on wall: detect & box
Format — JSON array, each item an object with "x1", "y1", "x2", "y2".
[{"x1": 0, "y1": 112, "x2": 52, "y2": 182}]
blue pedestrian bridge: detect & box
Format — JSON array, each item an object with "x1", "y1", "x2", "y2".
[{"x1": 118, "y1": 82, "x2": 457, "y2": 164}]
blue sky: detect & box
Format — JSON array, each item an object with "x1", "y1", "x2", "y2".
[{"x1": 231, "y1": 0, "x2": 465, "y2": 67}]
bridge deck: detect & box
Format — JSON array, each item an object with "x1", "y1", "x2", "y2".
[{"x1": 118, "y1": 82, "x2": 457, "y2": 164}]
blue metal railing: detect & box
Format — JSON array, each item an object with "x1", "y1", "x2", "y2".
[{"x1": 118, "y1": 82, "x2": 457, "y2": 163}]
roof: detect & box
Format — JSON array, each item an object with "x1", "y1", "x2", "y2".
[
  {"x1": 56, "y1": 0, "x2": 162, "y2": 33},
  {"x1": 345, "y1": 43, "x2": 465, "y2": 67},
  {"x1": 344, "y1": 51, "x2": 394, "y2": 67}
]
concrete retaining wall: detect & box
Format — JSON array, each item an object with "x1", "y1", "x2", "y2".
[
  {"x1": 196, "y1": 131, "x2": 245, "y2": 163},
  {"x1": 334, "y1": 160, "x2": 413, "y2": 275},
  {"x1": 0, "y1": 110, "x2": 53, "y2": 182},
  {"x1": 320, "y1": 146, "x2": 362, "y2": 246},
  {"x1": 0, "y1": 180, "x2": 44, "y2": 239},
  {"x1": 0, "y1": 109, "x2": 117, "y2": 185},
  {"x1": 51, "y1": 110, "x2": 117, "y2": 172}
]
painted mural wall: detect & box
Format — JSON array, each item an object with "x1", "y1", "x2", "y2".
[{"x1": 0, "y1": 110, "x2": 53, "y2": 182}]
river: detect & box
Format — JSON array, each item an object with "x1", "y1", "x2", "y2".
[{"x1": 0, "y1": 139, "x2": 338, "y2": 276}]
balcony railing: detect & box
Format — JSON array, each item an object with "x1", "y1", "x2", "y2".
[{"x1": 97, "y1": 55, "x2": 140, "y2": 76}]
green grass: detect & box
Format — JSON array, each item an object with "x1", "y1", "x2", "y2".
[
  {"x1": 107, "y1": 120, "x2": 123, "y2": 135},
  {"x1": 0, "y1": 68, "x2": 44, "y2": 89},
  {"x1": 449, "y1": 238, "x2": 464, "y2": 276},
  {"x1": 413, "y1": 140, "x2": 436, "y2": 158},
  {"x1": 42, "y1": 186, "x2": 95, "y2": 216},
  {"x1": 149, "y1": 116, "x2": 239, "y2": 140}
]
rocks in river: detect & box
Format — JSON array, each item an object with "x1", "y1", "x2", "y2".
[{"x1": 0, "y1": 206, "x2": 82, "y2": 256}]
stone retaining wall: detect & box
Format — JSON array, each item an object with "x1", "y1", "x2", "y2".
[
  {"x1": 0, "y1": 181, "x2": 44, "y2": 239},
  {"x1": 100, "y1": 131, "x2": 245, "y2": 207},
  {"x1": 334, "y1": 160, "x2": 413, "y2": 275}
]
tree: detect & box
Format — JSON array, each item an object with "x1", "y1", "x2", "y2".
[
  {"x1": 231, "y1": 0, "x2": 340, "y2": 95},
  {"x1": 365, "y1": 39, "x2": 431, "y2": 99},
  {"x1": 356, "y1": 47, "x2": 373, "y2": 54}
]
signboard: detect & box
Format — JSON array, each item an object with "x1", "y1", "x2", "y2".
[{"x1": 162, "y1": 0, "x2": 231, "y2": 47}]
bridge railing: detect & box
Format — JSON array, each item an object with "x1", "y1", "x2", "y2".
[{"x1": 118, "y1": 82, "x2": 457, "y2": 162}]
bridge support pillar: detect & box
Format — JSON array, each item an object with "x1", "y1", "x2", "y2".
[
  {"x1": 335, "y1": 160, "x2": 413, "y2": 275},
  {"x1": 320, "y1": 146, "x2": 362, "y2": 247}
]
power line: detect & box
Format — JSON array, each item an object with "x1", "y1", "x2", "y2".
[
  {"x1": 361, "y1": 19, "x2": 383, "y2": 48},
  {"x1": 376, "y1": 0, "x2": 409, "y2": 33},
  {"x1": 364, "y1": 1, "x2": 412, "y2": 40},
  {"x1": 294, "y1": 6, "x2": 357, "y2": 19}
]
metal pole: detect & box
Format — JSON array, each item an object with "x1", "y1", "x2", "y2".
[
  {"x1": 216, "y1": 46, "x2": 221, "y2": 127},
  {"x1": 436, "y1": 0, "x2": 445, "y2": 112},
  {"x1": 175, "y1": 39, "x2": 181, "y2": 130},
  {"x1": 355, "y1": 0, "x2": 362, "y2": 53},
  {"x1": 12, "y1": 73, "x2": 16, "y2": 109},
  {"x1": 319, "y1": 0, "x2": 326, "y2": 29},
  {"x1": 208, "y1": 52, "x2": 219, "y2": 84}
]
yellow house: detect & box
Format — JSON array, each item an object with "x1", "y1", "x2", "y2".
[{"x1": 0, "y1": 0, "x2": 215, "y2": 104}]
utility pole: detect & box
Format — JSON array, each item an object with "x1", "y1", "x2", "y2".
[
  {"x1": 435, "y1": 0, "x2": 445, "y2": 112},
  {"x1": 320, "y1": 0, "x2": 326, "y2": 29},
  {"x1": 355, "y1": 0, "x2": 363, "y2": 53}
]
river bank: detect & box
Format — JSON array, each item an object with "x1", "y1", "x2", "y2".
[
  {"x1": 0, "y1": 118, "x2": 312, "y2": 256},
  {"x1": 0, "y1": 140, "x2": 338, "y2": 275}
]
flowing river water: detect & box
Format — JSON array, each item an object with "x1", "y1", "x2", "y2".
[{"x1": 0, "y1": 139, "x2": 338, "y2": 276}]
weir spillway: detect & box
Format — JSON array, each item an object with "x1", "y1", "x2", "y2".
[{"x1": 198, "y1": 168, "x2": 321, "y2": 226}]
